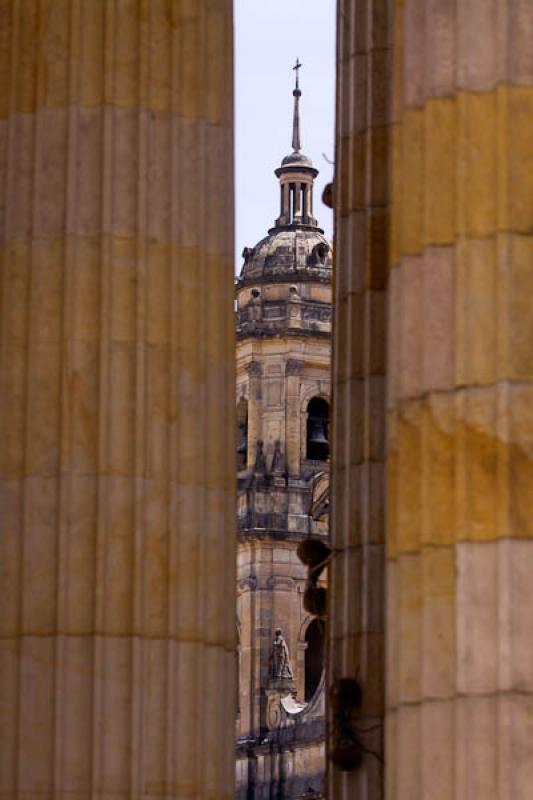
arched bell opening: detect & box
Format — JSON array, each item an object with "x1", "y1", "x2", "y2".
[
  {"x1": 306, "y1": 397, "x2": 329, "y2": 461},
  {"x1": 305, "y1": 619, "x2": 325, "y2": 702},
  {"x1": 236, "y1": 398, "x2": 248, "y2": 471}
]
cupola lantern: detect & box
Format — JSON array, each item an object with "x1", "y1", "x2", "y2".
[{"x1": 275, "y1": 59, "x2": 319, "y2": 228}]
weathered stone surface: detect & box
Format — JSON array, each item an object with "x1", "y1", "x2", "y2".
[
  {"x1": 0, "y1": 3, "x2": 236, "y2": 798},
  {"x1": 385, "y1": 2, "x2": 533, "y2": 798}
]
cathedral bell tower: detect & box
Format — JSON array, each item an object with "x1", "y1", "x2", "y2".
[{"x1": 235, "y1": 63, "x2": 331, "y2": 800}]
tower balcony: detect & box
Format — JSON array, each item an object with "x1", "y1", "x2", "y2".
[{"x1": 236, "y1": 298, "x2": 332, "y2": 339}]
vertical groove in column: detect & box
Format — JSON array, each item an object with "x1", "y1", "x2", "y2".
[
  {"x1": 8, "y1": 3, "x2": 25, "y2": 798},
  {"x1": 130, "y1": 5, "x2": 146, "y2": 797},
  {"x1": 53, "y1": 2, "x2": 74, "y2": 795},
  {"x1": 167, "y1": 2, "x2": 179, "y2": 794}
]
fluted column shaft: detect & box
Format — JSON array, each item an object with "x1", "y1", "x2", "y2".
[
  {"x1": 328, "y1": 0, "x2": 391, "y2": 797},
  {"x1": 387, "y1": 1, "x2": 533, "y2": 799},
  {"x1": 0, "y1": 2, "x2": 235, "y2": 798}
]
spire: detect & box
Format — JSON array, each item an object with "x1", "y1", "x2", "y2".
[
  {"x1": 292, "y1": 57, "x2": 302, "y2": 152},
  {"x1": 273, "y1": 61, "x2": 319, "y2": 230}
]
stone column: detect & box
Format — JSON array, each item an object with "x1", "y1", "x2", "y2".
[
  {"x1": 387, "y1": 2, "x2": 533, "y2": 799},
  {"x1": 0, "y1": 2, "x2": 235, "y2": 798},
  {"x1": 282, "y1": 182, "x2": 290, "y2": 222},
  {"x1": 285, "y1": 359, "x2": 303, "y2": 476},
  {"x1": 328, "y1": 0, "x2": 391, "y2": 797},
  {"x1": 294, "y1": 182, "x2": 302, "y2": 219}
]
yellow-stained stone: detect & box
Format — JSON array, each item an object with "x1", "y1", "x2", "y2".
[
  {"x1": 0, "y1": 482, "x2": 22, "y2": 636},
  {"x1": 393, "y1": 384, "x2": 533, "y2": 550},
  {"x1": 421, "y1": 395, "x2": 456, "y2": 548},
  {"x1": 508, "y1": 383, "x2": 533, "y2": 540},
  {"x1": 506, "y1": 89, "x2": 533, "y2": 234},
  {"x1": 424, "y1": 98, "x2": 456, "y2": 245},
  {"x1": 0, "y1": 344, "x2": 27, "y2": 479},
  {"x1": 391, "y1": 86, "x2": 533, "y2": 263},
  {"x1": 390, "y1": 125, "x2": 403, "y2": 266},
  {"x1": 1, "y1": 1, "x2": 232, "y2": 122},
  {"x1": 0, "y1": 2, "x2": 236, "y2": 797},
  {"x1": 382, "y1": 6, "x2": 533, "y2": 800},
  {"x1": 0, "y1": 640, "x2": 19, "y2": 790},
  {"x1": 457, "y1": 90, "x2": 498, "y2": 239},
  {"x1": 457, "y1": 386, "x2": 500, "y2": 543}
]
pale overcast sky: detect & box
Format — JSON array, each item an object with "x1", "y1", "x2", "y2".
[{"x1": 234, "y1": 1, "x2": 336, "y2": 268}]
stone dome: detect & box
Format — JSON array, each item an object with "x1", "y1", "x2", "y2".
[
  {"x1": 239, "y1": 227, "x2": 332, "y2": 285},
  {"x1": 280, "y1": 150, "x2": 314, "y2": 168}
]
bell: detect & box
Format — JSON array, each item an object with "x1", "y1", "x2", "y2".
[{"x1": 309, "y1": 419, "x2": 328, "y2": 446}]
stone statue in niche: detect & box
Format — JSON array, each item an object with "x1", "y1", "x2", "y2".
[{"x1": 270, "y1": 628, "x2": 293, "y2": 679}]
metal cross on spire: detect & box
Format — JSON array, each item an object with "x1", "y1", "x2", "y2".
[
  {"x1": 293, "y1": 57, "x2": 302, "y2": 90},
  {"x1": 291, "y1": 58, "x2": 302, "y2": 151}
]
